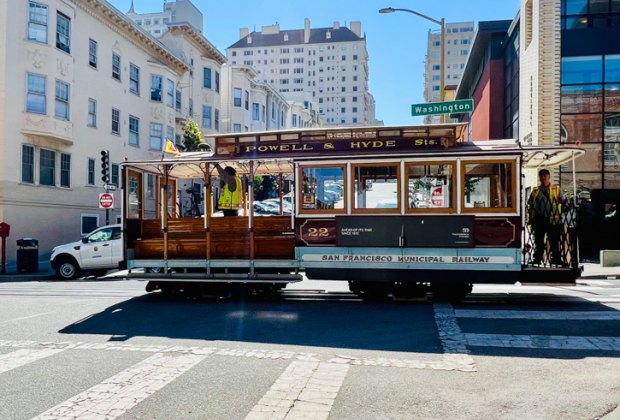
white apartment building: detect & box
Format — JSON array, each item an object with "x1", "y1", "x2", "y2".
[
  {"x1": 219, "y1": 65, "x2": 292, "y2": 134},
  {"x1": 158, "y1": 22, "x2": 226, "y2": 137},
  {"x1": 423, "y1": 22, "x2": 475, "y2": 123},
  {"x1": 127, "y1": 0, "x2": 203, "y2": 36},
  {"x1": 226, "y1": 19, "x2": 377, "y2": 127},
  {"x1": 0, "y1": 0, "x2": 229, "y2": 268}
]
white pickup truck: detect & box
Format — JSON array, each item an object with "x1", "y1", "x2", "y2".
[{"x1": 50, "y1": 224, "x2": 123, "y2": 279}]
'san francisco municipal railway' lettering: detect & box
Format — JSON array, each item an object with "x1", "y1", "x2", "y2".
[{"x1": 306, "y1": 255, "x2": 512, "y2": 264}]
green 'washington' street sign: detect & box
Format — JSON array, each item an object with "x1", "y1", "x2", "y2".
[{"x1": 411, "y1": 99, "x2": 474, "y2": 117}]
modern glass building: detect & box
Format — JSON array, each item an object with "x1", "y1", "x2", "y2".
[{"x1": 560, "y1": 0, "x2": 620, "y2": 258}]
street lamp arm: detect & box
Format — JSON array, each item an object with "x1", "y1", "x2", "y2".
[{"x1": 378, "y1": 7, "x2": 443, "y2": 26}]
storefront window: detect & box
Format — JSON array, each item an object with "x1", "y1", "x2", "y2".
[
  {"x1": 561, "y1": 56, "x2": 603, "y2": 85},
  {"x1": 561, "y1": 84, "x2": 602, "y2": 113},
  {"x1": 605, "y1": 84, "x2": 620, "y2": 111},
  {"x1": 560, "y1": 114, "x2": 603, "y2": 143}
]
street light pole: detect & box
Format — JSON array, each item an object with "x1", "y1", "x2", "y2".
[{"x1": 379, "y1": 7, "x2": 446, "y2": 122}]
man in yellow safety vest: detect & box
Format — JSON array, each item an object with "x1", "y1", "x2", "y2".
[
  {"x1": 215, "y1": 163, "x2": 242, "y2": 216},
  {"x1": 527, "y1": 168, "x2": 566, "y2": 266}
]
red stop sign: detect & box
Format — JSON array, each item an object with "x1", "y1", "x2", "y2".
[{"x1": 99, "y1": 193, "x2": 114, "y2": 209}]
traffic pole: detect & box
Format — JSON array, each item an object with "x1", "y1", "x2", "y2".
[{"x1": 106, "y1": 208, "x2": 109, "y2": 226}]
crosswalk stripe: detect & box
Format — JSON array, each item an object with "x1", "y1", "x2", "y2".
[
  {"x1": 433, "y1": 304, "x2": 477, "y2": 372},
  {"x1": 465, "y1": 333, "x2": 620, "y2": 351},
  {"x1": 32, "y1": 352, "x2": 209, "y2": 420},
  {"x1": 0, "y1": 348, "x2": 66, "y2": 374},
  {"x1": 245, "y1": 361, "x2": 349, "y2": 420},
  {"x1": 455, "y1": 309, "x2": 620, "y2": 320}
]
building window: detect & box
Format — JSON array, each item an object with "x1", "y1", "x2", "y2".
[
  {"x1": 112, "y1": 52, "x2": 121, "y2": 80},
  {"x1": 233, "y1": 88, "x2": 242, "y2": 107},
  {"x1": 151, "y1": 74, "x2": 162, "y2": 101},
  {"x1": 28, "y1": 2, "x2": 48, "y2": 43},
  {"x1": 26, "y1": 73, "x2": 46, "y2": 114},
  {"x1": 88, "y1": 98, "x2": 96, "y2": 127},
  {"x1": 215, "y1": 71, "x2": 220, "y2": 93},
  {"x1": 129, "y1": 64, "x2": 140, "y2": 95},
  {"x1": 252, "y1": 103, "x2": 260, "y2": 120},
  {"x1": 39, "y1": 149, "x2": 55, "y2": 186},
  {"x1": 214, "y1": 109, "x2": 220, "y2": 131},
  {"x1": 202, "y1": 105, "x2": 212, "y2": 129},
  {"x1": 88, "y1": 39, "x2": 97, "y2": 68},
  {"x1": 55, "y1": 12, "x2": 70, "y2": 53},
  {"x1": 175, "y1": 90, "x2": 181, "y2": 111},
  {"x1": 233, "y1": 123, "x2": 241, "y2": 132},
  {"x1": 22, "y1": 145, "x2": 34, "y2": 184},
  {"x1": 54, "y1": 80, "x2": 69, "y2": 120},
  {"x1": 292, "y1": 114, "x2": 297, "y2": 127},
  {"x1": 111, "y1": 108, "x2": 120, "y2": 134},
  {"x1": 167, "y1": 79, "x2": 174, "y2": 107},
  {"x1": 203, "y1": 67, "x2": 212, "y2": 89},
  {"x1": 81, "y1": 215, "x2": 99, "y2": 235},
  {"x1": 150, "y1": 122, "x2": 163, "y2": 150},
  {"x1": 60, "y1": 153, "x2": 70, "y2": 188},
  {"x1": 129, "y1": 115, "x2": 139, "y2": 146},
  {"x1": 87, "y1": 158, "x2": 95, "y2": 185},
  {"x1": 244, "y1": 90, "x2": 249, "y2": 110},
  {"x1": 112, "y1": 164, "x2": 119, "y2": 186}
]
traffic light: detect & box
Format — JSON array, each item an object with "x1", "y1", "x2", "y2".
[{"x1": 100, "y1": 150, "x2": 110, "y2": 183}]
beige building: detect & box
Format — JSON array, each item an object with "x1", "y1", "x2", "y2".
[
  {"x1": 518, "y1": 0, "x2": 561, "y2": 149},
  {"x1": 227, "y1": 19, "x2": 376, "y2": 127}
]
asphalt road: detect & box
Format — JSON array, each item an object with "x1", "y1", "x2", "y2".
[{"x1": 0, "y1": 278, "x2": 619, "y2": 420}]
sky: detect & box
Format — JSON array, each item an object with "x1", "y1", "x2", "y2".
[{"x1": 108, "y1": 0, "x2": 520, "y2": 126}]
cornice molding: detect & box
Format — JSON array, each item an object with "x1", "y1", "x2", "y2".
[{"x1": 76, "y1": 0, "x2": 188, "y2": 74}]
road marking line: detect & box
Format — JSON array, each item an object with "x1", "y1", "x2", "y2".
[
  {"x1": 32, "y1": 352, "x2": 208, "y2": 420},
  {"x1": 245, "y1": 360, "x2": 349, "y2": 420},
  {"x1": 465, "y1": 333, "x2": 620, "y2": 351},
  {"x1": 0, "y1": 348, "x2": 66, "y2": 374},
  {"x1": 0, "y1": 311, "x2": 57, "y2": 324},
  {"x1": 455, "y1": 309, "x2": 620, "y2": 320},
  {"x1": 433, "y1": 303, "x2": 477, "y2": 372}
]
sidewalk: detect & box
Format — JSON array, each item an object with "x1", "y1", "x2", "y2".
[{"x1": 1, "y1": 262, "x2": 619, "y2": 282}]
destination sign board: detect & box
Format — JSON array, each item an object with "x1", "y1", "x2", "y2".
[
  {"x1": 216, "y1": 137, "x2": 454, "y2": 159},
  {"x1": 411, "y1": 99, "x2": 474, "y2": 117}
]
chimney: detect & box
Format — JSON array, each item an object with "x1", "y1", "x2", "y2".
[
  {"x1": 304, "y1": 18, "x2": 310, "y2": 43},
  {"x1": 240, "y1": 27, "x2": 249, "y2": 38},
  {"x1": 333, "y1": 21, "x2": 340, "y2": 30},
  {"x1": 350, "y1": 21, "x2": 361, "y2": 37}
]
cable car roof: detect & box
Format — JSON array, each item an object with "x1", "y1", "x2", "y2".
[{"x1": 121, "y1": 124, "x2": 584, "y2": 178}]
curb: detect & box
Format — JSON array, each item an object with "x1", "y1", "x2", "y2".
[{"x1": 0, "y1": 273, "x2": 56, "y2": 282}]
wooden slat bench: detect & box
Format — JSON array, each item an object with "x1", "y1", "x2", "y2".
[{"x1": 134, "y1": 216, "x2": 295, "y2": 260}]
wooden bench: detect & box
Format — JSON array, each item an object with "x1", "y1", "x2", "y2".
[{"x1": 134, "y1": 216, "x2": 294, "y2": 259}]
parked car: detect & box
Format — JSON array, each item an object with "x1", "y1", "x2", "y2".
[{"x1": 50, "y1": 224, "x2": 122, "y2": 280}]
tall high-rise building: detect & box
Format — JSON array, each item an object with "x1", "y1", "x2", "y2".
[
  {"x1": 126, "y1": 0, "x2": 203, "y2": 36},
  {"x1": 423, "y1": 22, "x2": 475, "y2": 123},
  {"x1": 227, "y1": 19, "x2": 377, "y2": 127}
]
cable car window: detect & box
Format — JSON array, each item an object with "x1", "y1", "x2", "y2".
[
  {"x1": 300, "y1": 165, "x2": 346, "y2": 213},
  {"x1": 406, "y1": 162, "x2": 455, "y2": 212},
  {"x1": 462, "y1": 160, "x2": 516, "y2": 212},
  {"x1": 352, "y1": 163, "x2": 399, "y2": 212}
]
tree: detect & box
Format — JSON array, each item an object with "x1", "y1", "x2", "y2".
[{"x1": 182, "y1": 119, "x2": 205, "y2": 151}]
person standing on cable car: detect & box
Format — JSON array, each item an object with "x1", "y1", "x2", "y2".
[
  {"x1": 527, "y1": 168, "x2": 567, "y2": 266},
  {"x1": 215, "y1": 163, "x2": 242, "y2": 216}
]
